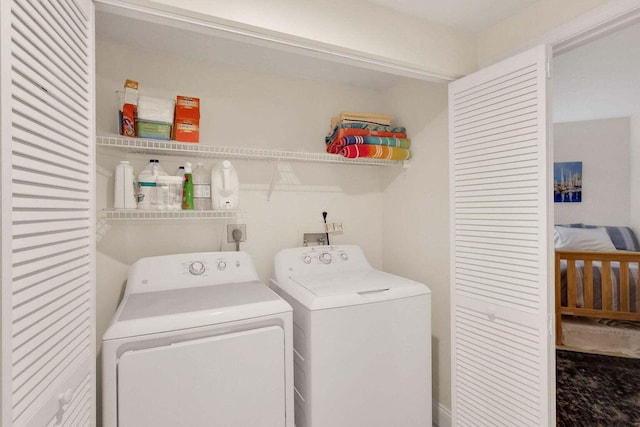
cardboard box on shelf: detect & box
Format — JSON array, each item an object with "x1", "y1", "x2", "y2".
[
  {"x1": 172, "y1": 118, "x2": 199, "y2": 143},
  {"x1": 175, "y1": 96, "x2": 200, "y2": 120},
  {"x1": 136, "y1": 120, "x2": 171, "y2": 140},
  {"x1": 121, "y1": 103, "x2": 136, "y2": 137}
]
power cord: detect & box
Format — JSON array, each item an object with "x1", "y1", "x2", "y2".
[{"x1": 232, "y1": 227, "x2": 243, "y2": 251}]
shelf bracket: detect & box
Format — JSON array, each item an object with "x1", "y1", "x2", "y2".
[{"x1": 267, "y1": 159, "x2": 282, "y2": 202}]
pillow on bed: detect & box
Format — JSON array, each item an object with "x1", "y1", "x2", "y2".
[
  {"x1": 602, "y1": 226, "x2": 640, "y2": 251},
  {"x1": 553, "y1": 226, "x2": 616, "y2": 251},
  {"x1": 555, "y1": 223, "x2": 584, "y2": 228}
]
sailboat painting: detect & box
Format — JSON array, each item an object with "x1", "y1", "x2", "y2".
[{"x1": 554, "y1": 161, "x2": 582, "y2": 203}]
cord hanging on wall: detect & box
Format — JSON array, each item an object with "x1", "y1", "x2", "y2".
[{"x1": 322, "y1": 211, "x2": 330, "y2": 246}]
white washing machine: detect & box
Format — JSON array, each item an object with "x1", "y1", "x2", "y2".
[
  {"x1": 102, "y1": 252, "x2": 294, "y2": 427},
  {"x1": 270, "y1": 245, "x2": 431, "y2": 427}
]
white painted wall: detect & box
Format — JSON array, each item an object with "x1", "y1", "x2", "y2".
[
  {"x1": 631, "y1": 114, "x2": 640, "y2": 233},
  {"x1": 96, "y1": 36, "x2": 391, "y2": 332},
  {"x1": 144, "y1": 0, "x2": 477, "y2": 78},
  {"x1": 381, "y1": 80, "x2": 451, "y2": 418},
  {"x1": 554, "y1": 117, "x2": 630, "y2": 226},
  {"x1": 95, "y1": 38, "x2": 451, "y2": 421}
]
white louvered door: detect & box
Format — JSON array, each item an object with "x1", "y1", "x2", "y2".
[
  {"x1": 1, "y1": 0, "x2": 95, "y2": 426},
  {"x1": 449, "y1": 45, "x2": 554, "y2": 426}
]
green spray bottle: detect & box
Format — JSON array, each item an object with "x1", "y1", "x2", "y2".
[{"x1": 182, "y1": 162, "x2": 194, "y2": 210}]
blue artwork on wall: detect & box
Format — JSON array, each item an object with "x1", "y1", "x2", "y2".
[{"x1": 554, "y1": 161, "x2": 582, "y2": 203}]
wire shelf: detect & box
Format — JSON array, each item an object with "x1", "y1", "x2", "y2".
[
  {"x1": 98, "y1": 209, "x2": 242, "y2": 221},
  {"x1": 96, "y1": 135, "x2": 406, "y2": 167}
]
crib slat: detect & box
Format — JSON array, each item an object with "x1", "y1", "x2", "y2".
[
  {"x1": 567, "y1": 261, "x2": 576, "y2": 308},
  {"x1": 583, "y1": 260, "x2": 593, "y2": 309},
  {"x1": 602, "y1": 261, "x2": 612, "y2": 310},
  {"x1": 620, "y1": 261, "x2": 630, "y2": 312}
]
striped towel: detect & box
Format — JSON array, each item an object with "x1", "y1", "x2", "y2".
[
  {"x1": 326, "y1": 123, "x2": 406, "y2": 143},
  {"x1": 327, "y1": 135, "x2": 411, "y2": 154},
  {"x1": 326, "y1": 128, "x2": 407, "y2": 146},
  {"x1": 339, "y1": 145, "x2": 411, "y2": 160}
]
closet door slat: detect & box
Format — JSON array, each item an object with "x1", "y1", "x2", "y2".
[{"x1": 3, "y1": 0, "x2": 94, "y2": 425}]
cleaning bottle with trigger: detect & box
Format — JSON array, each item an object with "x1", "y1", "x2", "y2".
[{"x1": 182, "y1": 162, "x2": 194, "y2": 210}]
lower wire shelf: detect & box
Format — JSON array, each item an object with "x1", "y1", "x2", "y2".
[{"x1": 98, "y1": 209, "x2": 242, "y2": 221}]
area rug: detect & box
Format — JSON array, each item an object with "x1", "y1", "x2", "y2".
[{"x1": 556, "y1": 349, "x2": 640, "y2": 426}]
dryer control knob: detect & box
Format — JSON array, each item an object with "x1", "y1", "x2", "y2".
[
  {"x1": 320, "y1": 253, "x2": 332, "y2": 264},
  {"x1": 340, "y1": 252, "x2": 348, "y2": 261},
  {"x1": 303, "y1": 255, "x2": 312, "y2": 264},
  {"x1": 217, "y1": 260, "x2": 227, "y2": 270},
  {"x1": 189, "y1": 261, "x2": 206, "y2": 275}
]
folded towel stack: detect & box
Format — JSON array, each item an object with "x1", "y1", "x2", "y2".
[{"x1": 326, "y1": 112, "x2": 411, "y2": 160}]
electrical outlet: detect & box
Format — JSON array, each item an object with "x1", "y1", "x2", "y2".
[
  {"x1": 325, "y1": 222, "x2": 343, "y2": 233},
  {"x1": 227, "y1": 224, "x2": 247, "y2": 243}
]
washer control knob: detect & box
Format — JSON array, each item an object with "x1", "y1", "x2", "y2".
[
  {"x1": 217, "y1": 260, "x2": 227, "y2": 270},
  {"x1": 320, "y1": 253, "x2": 332, "y2": 264},
  {"x1": 189, "y1": 261, "x2": 206, "y2": 275},
  {"x1": 340, "y1": 252, "x2": 349, "y2": 261},
  {"x1": 303, "y1": 255, "x2": 312, "y2": 264}
]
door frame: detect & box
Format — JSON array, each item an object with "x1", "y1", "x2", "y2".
[{"x1": 545, "y1": 0, "x2": 640, "y2": 56}]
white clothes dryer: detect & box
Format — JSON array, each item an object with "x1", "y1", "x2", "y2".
[
  {"x1": 270, "y1": 245, "x2": 431, "y2": 427},
  {"x1": 102, "y1": 252, "x2": 293, "y2": 427}
]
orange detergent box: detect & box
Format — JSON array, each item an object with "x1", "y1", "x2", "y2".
[
  {"x1": 173, "y1": 95, "x2": 200, "y2": 142},
  {"x1": 173, "y1": 118, "x2": 199, "y2": 143},
  {"x1": 175, "y1": 96, "x2": 200, "y2": 120}
]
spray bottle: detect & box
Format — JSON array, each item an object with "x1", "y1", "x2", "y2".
[{"x1": 181, "y1": 162, "x2": 194, "y2": 210}]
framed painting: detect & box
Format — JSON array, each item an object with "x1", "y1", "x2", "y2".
[{"x1": 554, "y1": 161, "x2": 582, "y2": 203}]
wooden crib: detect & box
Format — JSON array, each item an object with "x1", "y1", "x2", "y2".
[{"x1": 555, "y1": 250, "x2": 640, "y2": 346}]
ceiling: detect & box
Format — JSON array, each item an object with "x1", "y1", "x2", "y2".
[
  {"x1": 365, "y1": 0, "x2": 538, "y2": 33},
  {"x1": 96, "y1": 0, "x2": 541, "y2": 89}
]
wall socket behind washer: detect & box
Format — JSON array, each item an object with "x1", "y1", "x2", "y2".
[{"x1": 227, "y1": 224, "x2": 247, "y2": 242}]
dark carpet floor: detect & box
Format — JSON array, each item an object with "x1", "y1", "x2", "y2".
[{"x1": 556, "y1": 349, "x2": 640, "y2": 426}]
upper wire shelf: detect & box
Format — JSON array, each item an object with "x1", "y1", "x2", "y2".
[{"x1": 96, "y1": 135, "x2": 406, "y2": 167}]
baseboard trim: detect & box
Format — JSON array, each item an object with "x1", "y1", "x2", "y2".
[{"x1": 433, "y1": 401, "x2": 452, "y2": 427}]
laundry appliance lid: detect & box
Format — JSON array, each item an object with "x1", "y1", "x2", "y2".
[
  {"x1": 283, "y1": 268, "x2": 429, "y2": 310},
  {"x1": 103, "y1": 281, "x2": 291, "y2": 340}
]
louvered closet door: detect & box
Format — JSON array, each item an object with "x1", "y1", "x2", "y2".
[
  {"x1": 2, "y1": 0, "x2": 95, "y2": 426},
  {"x1": 449, "y1": 45, "x2": 555, "y2": 426}
]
